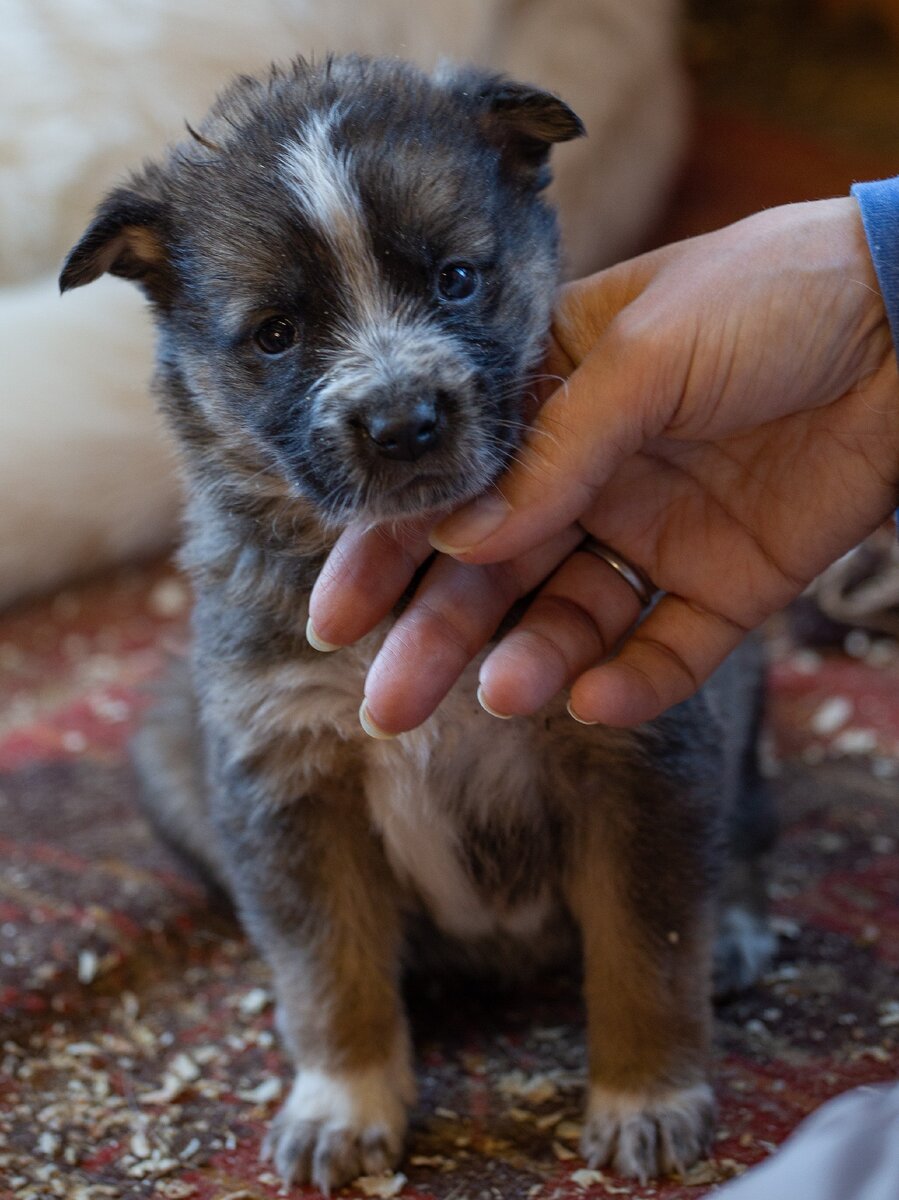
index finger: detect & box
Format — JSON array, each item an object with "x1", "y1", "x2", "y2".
[{"x1": 359, "y1": 524, "x2": 584, "y2": 735}]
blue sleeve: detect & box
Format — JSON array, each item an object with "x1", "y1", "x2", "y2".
[
  {"x1": 851, "y1": 178, "x2": 899, "y2": 534},
  {"x1": 851, "y1": 178, "x2": 899, "y2": 353}
]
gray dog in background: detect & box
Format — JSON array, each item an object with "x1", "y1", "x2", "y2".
[{"x1": 61, "y1": 56, "x2": 774, "y2": 1194}]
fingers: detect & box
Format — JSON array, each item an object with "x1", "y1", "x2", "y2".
[
  {"x1": 361, "y1": 551, "x2": 749, "y2": 736},
  {"x1": 430, "y1": 315, "x2": 681, "y2": 565},
  {"x1": 313, "y1": 525, "x2": 751, "y2": 736},
  {"x1": 359, "y1": 526, "x2": 584, "y2": 736},
  {"x1": 567, "y1": 596, "x2": 748, "y2": 727},
  {"x1": 476, "y1": 544, "x2": 646, "y2": 716},
  {"x1": 308, "y1": 519, "x2": 434, "y2": 648}
]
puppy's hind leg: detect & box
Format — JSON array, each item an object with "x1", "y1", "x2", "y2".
[
  {"x1": 131, "y1": 659, "x2": 228, "y2": 891},
  {"x1": 710, "y1": 643, "x2": 778, "y2": 997},
  {"x1": 715, "y1": 813, "x2": 778, "y2": 1002}
]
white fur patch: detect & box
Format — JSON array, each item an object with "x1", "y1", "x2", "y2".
[
  {"x1": 281, "y1": 112, "x2": 363, "y2": 251},
  {"x1": 365, "y1": 669, "x2": 555, "y2": 940},
  {"x1": 280, "y1": 1056, "x2": 414, "y2": 1133},
  {"x1": 281, "y1": 113, "x2": 384, "y2": 325},
  {"x1": 371, "y1": 769, "x2": 499, "y2": 939},
  {"x1": 266, "y1": 1037, "x2": 415, "y2": 1188}
]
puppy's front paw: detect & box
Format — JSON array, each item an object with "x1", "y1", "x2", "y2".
[
  {"x1": 581, "y1": 1082, "x2": 714, "y2": 1182},
  {"x1": 263, "y1": 1062, "x2": 414, "y2": 1194}
]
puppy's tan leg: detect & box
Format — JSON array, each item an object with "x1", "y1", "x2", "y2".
[
  {"x1": 566, "y1": 777, "x2": 717, "y2": 1182},
  {"x1": 215, "y1": 755, "x2": 413, "y2": 1194}
]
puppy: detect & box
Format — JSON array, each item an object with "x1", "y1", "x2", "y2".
[{"x1": 61, "y1": 56, "x2": 774, "y2": 1193}]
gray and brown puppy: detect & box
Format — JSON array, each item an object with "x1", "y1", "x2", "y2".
[{"x1": 61, "y1": 56, "x2": 774, "y2": 1193}]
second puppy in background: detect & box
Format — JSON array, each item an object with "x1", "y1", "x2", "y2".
[{"x1": 61, "y1": 55, "x2": 774, "y2": 1195}]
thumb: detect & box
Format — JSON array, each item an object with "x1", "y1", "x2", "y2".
[{"x1": 431, "y1": 305, "x2": 682, "y2": 564}]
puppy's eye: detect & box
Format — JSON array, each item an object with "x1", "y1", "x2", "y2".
[
  {"x1": 253, "y1": 316, "x2": 298, "y2": 355},
  {"x1": 436, "y1": 262, "x2": 479, "y2": 303}
]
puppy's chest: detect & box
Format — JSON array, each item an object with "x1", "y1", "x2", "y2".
[
  {"x1": 364, "y1": 679, "x2": 570, "y2": 943},
  {"x1": 226, "y1": 634, "x2": 578, "y2": 943}
]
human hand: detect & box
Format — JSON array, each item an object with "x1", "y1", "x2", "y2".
[{"x1": 310, "y1": 197, "x2": 899, "y2": 735}]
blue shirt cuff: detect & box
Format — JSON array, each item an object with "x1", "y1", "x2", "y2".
[
  {"x1": 851, "y1": 178, "x2": 899, "y2": 353},
  {"x1": 851, "y1": 180, "x2": 899, "y2": 535}
]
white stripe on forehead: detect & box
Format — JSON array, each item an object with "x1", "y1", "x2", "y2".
[
  {"x1": 280, "y1": 109, "x2": 384, "y2": 323},
  {"x1": 281, "y1": 110, "x2": 363, "y2": 253}
]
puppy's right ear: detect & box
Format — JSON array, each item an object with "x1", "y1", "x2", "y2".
[{"x1": 60, "y1": 180, "x2": 173, "y2": 304}]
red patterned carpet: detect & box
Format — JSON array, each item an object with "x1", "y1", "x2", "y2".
[
  {"x1": 2, "y1": 8, "x2": 899, "y2": 1200},
  {"x1": 2, "y1": 557, "x2": 898, "y2": 1200}
]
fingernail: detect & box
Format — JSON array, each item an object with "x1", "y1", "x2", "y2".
[
  {"x1": 477, "y1": 685, "x2": 513, "y2": 720},
  {"x1": 567, "y1": 699, "x2": 598, "y2": 726},
  {"x1": 359, "y1": 700, "x2": 397, "y2": 740},
  {"x1": 430, "y1": 494, "x2": 510, "y2": 554},
  {"x1": 306, "y1": 618, "x2": 341, "y2": 652}
]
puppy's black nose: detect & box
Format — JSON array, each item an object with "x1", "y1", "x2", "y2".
[{"x1": 364, "y1": 401, "x2": 442, "y2": 462}]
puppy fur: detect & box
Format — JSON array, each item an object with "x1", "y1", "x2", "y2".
[{"x1": 62, "y1": 55, "x2": 774, "y2": 1193}]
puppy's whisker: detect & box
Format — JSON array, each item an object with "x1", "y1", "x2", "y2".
[
  {"x1": 500, "y1": 451, "x2": 544, "y2": 485},
  {"x1": 521, "y1": 425, "x2": 563, "y2": 451},
  {"x1": 528, "y1": 372, "x2": 568, "y2": 390}
]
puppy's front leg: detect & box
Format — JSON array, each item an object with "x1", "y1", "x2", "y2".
[
  {"x1": 566, "y1": 768, "x2": 717, "y2": 1182},
  {"x1": 214, "y1": 753, "x2": 413, "y2": 1194}
]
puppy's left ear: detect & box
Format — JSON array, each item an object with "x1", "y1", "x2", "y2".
[
  {"x1": 476, "y1": 78, "x2": 585, "y2": 185},
  {"x1": 60, "y1": 172, "x2": 173, "y2": 305}
]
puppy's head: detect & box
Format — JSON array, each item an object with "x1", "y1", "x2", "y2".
[{"x1": 61, "y1": 56, "x2": 583, "y2": 528}]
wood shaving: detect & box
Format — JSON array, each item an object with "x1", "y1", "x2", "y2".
[
  {"x1": 496, "y1": 1070, "x2": 562, "y2": 1105},
  {"x1": 555, "y1": 1120, "x2": 583, "y2": 1141},
  {"x1": 237, "y1": 1076, "x2": 282, "y2": 1104},
  {"x1": 810, "y1": 696, "x2": 852, "y2": 735},
  {"x1": 570, "y1": 1168, "x2": 605, "y2": 1187},
  {"x1": 552, "y1": 1140, "x2": 578, "y2": 1160},
  {"x1": 409, "y1": 1154, "x2": 457, "y2": 1170},
  {"x1": 236, "y1": 986, "x2": 271, "y2": 1014},
  {"x1": 356, "y1": 1172, "x2": 407, "y2": 1197}
]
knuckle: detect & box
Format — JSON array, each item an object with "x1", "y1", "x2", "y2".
[
  {"x1": 638, "y1": 633, "x2": 702, "y2": 696},
  {"x1": 529, "y1": 592, "x2": 608, "y2": 661}
]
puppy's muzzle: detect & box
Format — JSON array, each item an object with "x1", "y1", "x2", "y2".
[{"x1": 356, "y1": 391, "x2": 446, "y2": 463}]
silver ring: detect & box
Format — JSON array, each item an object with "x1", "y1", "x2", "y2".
[{"x1": 577, "y1": 535, "x2": 657, "y2": 608}]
